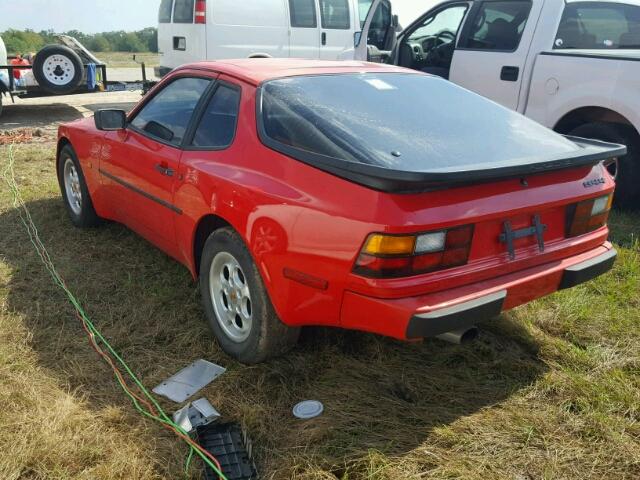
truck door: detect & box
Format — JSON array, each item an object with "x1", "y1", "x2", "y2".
[
  {"x1": 318, "y1": 0, "x2": 355, "y2": 59},
  {"x1": 449, "y1": 0, "x2": 542, "y2": 111},
  {"x1": 355, "y1": 0, "x2": 396, "y2": 61},
  {"x1": 288, "y1": 0, "x2": 321, "y2": 58},
  {"x1": 158, "y1": 0, "x2": 208, "y2": 70}
]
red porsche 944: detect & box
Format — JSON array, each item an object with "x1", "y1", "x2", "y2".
[{"x1": 57, "y1": 59, "x2": 623, "y2": 363}]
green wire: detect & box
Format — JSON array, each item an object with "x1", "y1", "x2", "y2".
[{"x1": 2, "y1": 146, "x2": 228, "y2": 480}]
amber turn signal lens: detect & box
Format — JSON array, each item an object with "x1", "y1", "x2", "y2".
[
  {"x1": 363, "y1": 234, "x2": 416, "y2": 256},
  {"x1": 567, "y1": 194, "x2": 612, "y2": 238}
]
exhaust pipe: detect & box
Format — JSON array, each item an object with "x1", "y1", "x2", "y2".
[{"x1": 436, "y1": 326, "x2": 479, "y2": 345}]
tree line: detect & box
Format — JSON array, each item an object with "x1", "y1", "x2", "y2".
[{"x1": 1, "y1": 28, "x2": 158, "y2": 54}]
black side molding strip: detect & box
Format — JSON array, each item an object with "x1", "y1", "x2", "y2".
[
  {"x1": 406, "y1": 290, "x2": 507, "y2": 339},
  {"x1": 559, "y1": 248, "x2": 617, "y2": 290},
  {"x1": 99, "y1": 168, "x2": 182, "y2": 215}
]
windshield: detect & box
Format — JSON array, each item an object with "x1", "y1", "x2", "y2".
[{"x1": 259, "y1": 73, "x2": 579, "y2": 174}]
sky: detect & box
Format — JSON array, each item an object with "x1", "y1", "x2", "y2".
[{"x1": 0, "y1": 0, "x2": 436, "y2": 34}]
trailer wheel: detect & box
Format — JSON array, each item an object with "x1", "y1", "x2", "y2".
[{"x1": 33, "y1": 45, "x2": 84, "y2": 95}]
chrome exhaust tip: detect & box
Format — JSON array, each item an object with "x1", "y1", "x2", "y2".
[{"x1": 436, "y1": 327, "x2": 479, "y2": 345}]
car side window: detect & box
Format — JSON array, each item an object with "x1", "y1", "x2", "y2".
[
  {"x1": 289, "y1": 0, "x2": 317, "y2": 28},
  {"x1": 191, "y1": 84, "x2": 241, "y2": 149},
  {"x1": 320, "y1": 0, "x2": 350, "y2": 29},
  {"x1": 554, "y1": 2, "x2": 640, "y2": 49},
  {"x1": 461, "y1": 1, "x2": 532, "y2": 51},
  {"x1": 130, "y1": 77, "x2": 210, "y2": 146}
]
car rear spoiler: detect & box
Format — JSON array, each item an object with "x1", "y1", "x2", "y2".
[{"x1": 285, "y1": 136, "x2": 626, "y2": 193}]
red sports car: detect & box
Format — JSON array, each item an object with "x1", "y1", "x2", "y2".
[{"x1": 57, "y1": 59, "x2": 622, "y2": 364}]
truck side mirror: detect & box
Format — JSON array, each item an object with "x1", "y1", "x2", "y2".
[
  {"x1": 392, "y1": 14, "x2": 399, "y2": 28},
  {"x1": 95, "y1": 109, "x2": 126, "y2": 131}
]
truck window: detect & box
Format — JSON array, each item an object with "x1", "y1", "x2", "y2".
[
  {"x1": 555, "y1": 2, "x2": 640, "y2": 49},
  {"x1": 192, "y1": 84, "x2": 241, "y2": 149},
  {"x1": 131, "y1": 77, "x2": 211, "y2": 146},
  {"x1": 159, "y1": 0, "x2": 173, "y2": 23},
  {"x1": 359, "y1": 0, "x2": 392, "y2": 50},
  {"x1": 174, "y1": 0, "x2": 195, "y2": 24},
  {"x1": 289, "y1": 0, "x2": 318, "y2": 28},
  {"x1": 320, "y1": 0, "x2": 351, "y2": 29},
  {"x1": 461, "y1": 1, "x2": 532, "y2": 51}
]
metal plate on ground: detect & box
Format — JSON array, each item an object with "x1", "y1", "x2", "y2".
[{"x1": 153, "y1": 359, "x2": 226, "y2": 403}]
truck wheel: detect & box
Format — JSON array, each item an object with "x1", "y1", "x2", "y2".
[
  {"x1": 57, "y1": 144, "x2": 101, "y2": 227},
  {"x1": 569, "y1": 122, "x2": 640, "y2": 209},
  {"x1": 200, "y1": 227, "x2": 300, "y2": 364},
  {"x1": 33, "y1": 45, "x2": 83, "y2": 95}
]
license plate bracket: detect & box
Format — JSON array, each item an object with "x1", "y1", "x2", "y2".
[{"x1": 499, "y1": 214, "x2": 547, "y2": 260}]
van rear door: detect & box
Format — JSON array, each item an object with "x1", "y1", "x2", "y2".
[{"x1": 158, "y1": 0, "x2": 208, "y2": 70}]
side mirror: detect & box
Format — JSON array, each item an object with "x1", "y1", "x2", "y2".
[
  {"x1": 354, "y1": 31, "x2": 363, "y2": 48},
  {"x1": 95, "y1": 109, "x2": 126, "y2": 131},
  {"x1": 392, "y1": 14, "x2": 399, "y2": 28}
]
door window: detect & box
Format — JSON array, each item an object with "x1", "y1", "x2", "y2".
[
  {"x1": 174, "y1": 0, "x2": 195, "y2": 23},
  {"x1": 461, "y1": 1, "x2": 532, "y2": 51},
  {"x1": 159, "y1": 0, "x2": 173, "y2": 23},
  {"x1": 554, "y1": 2, "x2": 640, "y2": 49},
  {"x1": 289, "y1": 0, "x2": 318, "y2": 28},
  {"x1": 130, "y1": 77, "x2": 210, "y2": 146},
  {"x1": 360, "y1": 0, "x2": 392, "y2": 49},
  {"x1": 407, "y1": 6, "x2": 468, "y2": 46},
  {"x1": 191, "y1": 84, "x2": 241, "y2": 149},
  {"x1": 320, "y1": 0, "x2": 351, "y2": 29}
]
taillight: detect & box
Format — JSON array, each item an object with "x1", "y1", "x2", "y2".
[
  {"x1": 353, "y1": 225, "x2": 474, "y2": 278},
  {"x1": 566, "y1": 193, "x2": 613, "y2": 238},
  {"x1": 195, "y1": 0, "x2": 206, "y2": 24}
]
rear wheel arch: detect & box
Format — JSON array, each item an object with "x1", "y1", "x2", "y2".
[
  {"x1": 193, "y1": 214, "x2": 232, "y2": 277},
  {"x1": 554, "y1": 107, "x2": 636, "y2": 135}
]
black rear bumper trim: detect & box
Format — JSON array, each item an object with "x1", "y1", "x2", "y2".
[
  {"x1": 559, "y1": 248, "x2": 617, "y2": 290},
  {"x1": 406, "y1": 290, "x2": 507, "y2": 339}
]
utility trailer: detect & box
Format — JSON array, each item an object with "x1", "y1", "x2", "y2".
[{"x1": 0, "y1": 35, "x2": 156, "y2": 118}]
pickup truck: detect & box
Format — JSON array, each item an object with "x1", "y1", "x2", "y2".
[{"x1": 358, "y1": 0, "x2": 640, "y2": 208}]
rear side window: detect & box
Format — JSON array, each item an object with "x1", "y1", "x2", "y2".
[
  {"x1": 159, "y1": 0, "x2": 173, "y2": 23},
  {"x1": 555, "y1": 2, "x2": 640, "y2": 49},
  {"x1": 174, "y1": 0, "x2": 195, "y2": 23},
  {"x1": 461, "y1": 0, "x2": 532, "y2": 51},
  {"x1": 320, "y1": 0, "x2": 350, "y2": 29},
  {"x1": 192, "y1": 84, "x2": 241, "y2": 149},
  {"x1": 131, "y1": 77, "x2": 210, "y2": 146},
  {"x1": 289, "y1": 0, "x2": 317, "y2": 28}
]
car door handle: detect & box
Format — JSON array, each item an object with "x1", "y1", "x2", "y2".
[
  {"x1": 322, "y1": 32, "x2": 327, "y2": 46},
  {"x1": 155, "y1": 164, "x2": 175, "y2": 177},
  {"x1": 500, "y1": 66, "x2": 520, "y2": 82}
]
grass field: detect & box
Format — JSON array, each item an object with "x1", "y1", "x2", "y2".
[
  {"x1": 0, "y1": 140, "x2": 639, "y2": 480},
  {"x1": 94, "y1": 52, "x2": 160, "y2": 68}
]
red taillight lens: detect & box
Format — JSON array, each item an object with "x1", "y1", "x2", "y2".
[
  {"x1": 353, "y1": 225, "x2": 474, "y2": 279},
  {"x1": 195, "y1": 0, "x2": 206, "y2": 24},
  {"x1": 566, "y1": 194, "x2": 613, "y2": 238}
]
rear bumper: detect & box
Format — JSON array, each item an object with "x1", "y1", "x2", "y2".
[{"x1": 340, "y1": 244, "x2": 616, "y2": 340}]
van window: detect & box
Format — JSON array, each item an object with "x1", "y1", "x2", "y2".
[
  {"x1": 320, "y1": 0, "x2": 350, "y2": 29},
  {"x1": 159, "y1": 0, "x2": 173, "y2": 23},
  {"x1": 131, "y1": 77, "x2": 210, "y2": 146},
  {"x1": 555, "y1": 2, "x2": 640, "y2": 49},
  {"x1": 174, "y1": 0, "x2": 195, "y2": 23},
  {"x1": 461, "y1": 1, "x2": 532, "y2": 51},
  {"x1": 192, "y1": 84, "x2": 241, "y2": 148},
  {"x1": 289, "y1": 0, "x2": 318, "y2": 28}
]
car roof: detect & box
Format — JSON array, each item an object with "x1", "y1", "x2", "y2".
[{"x1": 175, "y1": 58, "x2": 413, "y2": 86}]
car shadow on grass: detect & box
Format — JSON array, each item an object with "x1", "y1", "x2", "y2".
[{"x1": 0, "y1": 198, "x2": 549, "y2": 477}]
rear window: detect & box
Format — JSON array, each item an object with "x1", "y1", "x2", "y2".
[
  {"x1": 259, "y1": 73, "x2": 578, "y2": 173},
  {"x1": 159, "y1": 0, "x2": 173, "y2": 23},
  {"x1": 320, "y1": 0, "x2": 351, "y2": 29},
  {"x1": 555, "y1": 2, "x2": 640, "y2": 49},
  {"x1": 174, "y1": 0, "x2": 195, "y2": 23}
]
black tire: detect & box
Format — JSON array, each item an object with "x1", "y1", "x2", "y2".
[
  {"x1": 57, "y1": 144, "x2": 101, "y2": 228},
  {"x1": 33, "y1": 45, "x2": 83, "y2": 95},
  {"x1": 200, "y1": 227, "x2": 300, "y2": 364},
  {"x1": 569, "y1": 122, "x2": 640, "y2": 209}
]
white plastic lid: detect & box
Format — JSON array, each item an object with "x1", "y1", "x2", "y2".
[{"x1": 293, "y1": 400, "x2": 324, "y2": 419}]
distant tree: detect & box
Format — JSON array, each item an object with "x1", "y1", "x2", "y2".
[
  {"x1": 89, "y1": 34, "x2": 111, "y2": 52},
  {"x1": 119, "y1": 32, "x2": 147, "y2": 52},
  {"x1": 136, "y1": 27, "x2": 158, "y2": 53},
  {"x1": 1, "y1": 29, "x2": 44, "y2": 55}
]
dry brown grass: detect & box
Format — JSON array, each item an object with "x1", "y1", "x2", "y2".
[{"x1": 0, "y1": 142, "x2": 638, "y2": 479}]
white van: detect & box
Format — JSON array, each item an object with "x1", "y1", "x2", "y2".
[{"x1": 156, "y1": 0, "x2": 396, "y2": 76}]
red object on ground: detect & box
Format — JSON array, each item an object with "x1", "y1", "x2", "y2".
[{"x1": 56, "y1": 59, "x2": 619, "y2": 343}]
